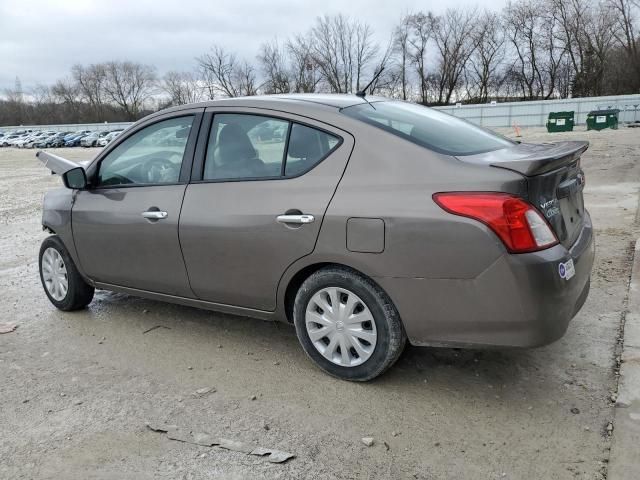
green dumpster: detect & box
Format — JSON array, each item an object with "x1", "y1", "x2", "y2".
[
  {"x1": 546, "y1": 111, "x2": 575, "y2": 132},
  {"x1": 586, "y1": 109, "x2": 619, "y2": 131}
]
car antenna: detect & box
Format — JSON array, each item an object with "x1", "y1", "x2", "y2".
[{"x1": 355, "y1": 67, "x2": 385, "y2": 98}]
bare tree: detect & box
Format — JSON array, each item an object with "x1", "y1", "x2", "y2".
[
  {"x1": 539, "y1": 5, "x2": 566, "y2": 98},
  {"x1": 50, "y1": 78, "x2": 82, "y2": 122},
  {"x1": 468, "y1": 11, "x2": 506, "y2": 102},
  {"x1": 582, "y1": 3, "x2": 618, "y2": 95},
  {"x1": 102, "y1": 61, "x2": 156, "y2": 120},
  {"x1": 608, "y1": 0, "x2": 640, "y2": 89},
  {"x1": 258, "y1": 40, "x2": 291, "y2": 94},
  {"x1": 432, "y1": 8, "x2": 478, "y2": 104},
  {"x1": 366, "y1": 36, "x2": 396, "y2": 95},
  {"x1": 551, "y1": 0, "x2": 588, "y2": 94},
  {"x1": 503, "y1": 0, "x2": 546, "y2": 99},
  {"x1": 310, "y1": 14, "x2": 379, "y2": 93},
  {"x1": 196, "y1": 46, "x2": 258, "y2": 97},
  {"x1": 72, "y1": 63, "x2": 107, "y2": 120},
  {"x1": 235, "y1": 61, "x2": 258, "y2": 96},
  {"x1": 287, "y1": 34, "x2": 322, "y2": 93},
  {"x1": 197, "y1": 46, "x2": 237, "y2": 97},
  {"x1": 31, "y1": 84, "x2": 52, "y2": 105},
  {"x1": 1, "y1": 78, "x2": 25, "y2": 125},
  {"x1": 51, "y1": 78, "x2": 80, "y2": 107},
  {"x1": 392, "y1": 15, "x2": 412, "y2": 100},
  {"x1": 162, "y1": 71, "x2": 202, "y2": 106},
  {"x1": 406, "y1": 12, "x2": 434, "y2": 103},
  {"x1": 29, "y1": 84, "x2": 57, "y2": 124},
  {"x1": 354, "y1": 20, "x2": 377, "y2": 90},
  {"x1": 610, "y1": 0, "x2": 639, "y2": 54}
]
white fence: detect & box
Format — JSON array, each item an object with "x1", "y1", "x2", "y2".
[
  {"x1": 435, "y1": 94, "x2": 640, "y2": 128},
  {"x1": 0, "y1": 122, "x2": 133, "y2": 134}
]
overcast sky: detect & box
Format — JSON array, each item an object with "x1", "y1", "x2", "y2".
[{"x1": 0, "y1": 0, "x2": 507, "y2": 92}]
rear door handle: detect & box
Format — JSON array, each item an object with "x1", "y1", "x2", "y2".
[
  {"x1": 276, "y1": 214, "x2": 315, "y2": 224},
  {"x1": 141, "y1": 210, "x2": 168, "y2": 220}
]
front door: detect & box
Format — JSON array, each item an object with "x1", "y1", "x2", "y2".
[
  {"x1": 179, "y1": 110, "x2": 353, "y2": 311},
  {"x1": 73, "y1": 113, "x2": 201, "y2": 297}
]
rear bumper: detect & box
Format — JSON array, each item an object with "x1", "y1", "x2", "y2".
[{"x1": 379, "y1": 211, "x2": 595, "y2": 348}]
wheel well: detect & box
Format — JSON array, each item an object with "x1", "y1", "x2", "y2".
[
  {"x1": 283, "y1": 262, "x2": 377, "y2": 323},
  {"x1": 284, "y1": 263, "x2": 329, "y2": 323}
]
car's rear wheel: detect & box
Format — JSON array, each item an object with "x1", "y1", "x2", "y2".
[
  {"x1": 293, "y1": 266, "x2": 406, "y2": 381},
  {"x1": 39, "y1": 235, "x2": 94, "y2": 311}
]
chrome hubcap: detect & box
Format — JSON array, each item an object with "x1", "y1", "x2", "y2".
[
  {"x1": 42, "y1": 247, "x2": 68, "y2": 301},
  {"x1": 305, "y1": 287, "x2": 377, "y2": 367}
]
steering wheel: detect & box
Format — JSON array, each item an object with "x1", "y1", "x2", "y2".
[{"x1": 146, "y1": 157, "x2": 179, "y2": 183}]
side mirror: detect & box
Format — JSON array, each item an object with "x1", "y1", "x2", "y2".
[{"x1": 62, "y1": 167, "x2": 87, "y2": 189}]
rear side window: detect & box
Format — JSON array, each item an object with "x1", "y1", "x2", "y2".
[
  {"x1": 286, "y1": 124, "x2": 339, "y2": 176},
  {"x1": 341, "y1": 101, "x2": 514, "y2": 156},
  {"x1": 203, "y1": 114, "x2": 340, "y2": 181},
  {"x1": 204, "y1": 114, "x2": 288, "y2": 180}
]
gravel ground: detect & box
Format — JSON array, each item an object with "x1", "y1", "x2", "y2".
[{"x1": 1, "y1": 126, "x2": 639, "y2": 480}]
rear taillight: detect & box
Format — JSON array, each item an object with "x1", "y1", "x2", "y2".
[{"x1": 433, "y1": 192, "x2": 558, "y2": 253}]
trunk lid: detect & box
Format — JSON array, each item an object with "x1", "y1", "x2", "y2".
[{"x1": 459, "y1": 141, "x2": 588, "y2": 248}]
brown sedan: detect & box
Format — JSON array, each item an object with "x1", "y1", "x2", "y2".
[{"x1": 38, "y1": 94, "x2": 594, "y2": 381}]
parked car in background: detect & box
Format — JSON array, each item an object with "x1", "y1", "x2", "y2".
[
  {"x1": 50, "y1": 133, "x2": 71, "y2": 147},
  {"x1": 64, "y1": 133, "x2": 89, "y2": 147},
  {"x1": 13, "y1": 134, "x2": 33, "y2": 148},
  {"x1": 1, "y1": 134, "x2": 22, "y2": 147},
  {"x1": 6, "y1": 133, "x2": 30, "y2": 147},
  {"x1": 13, "y1": 136, "x2": 31, "y2": 148},
  {"x1": 20, "y1": 132, "x2": 54, "y2": 148},
  {"x1": 39, "y1": 132, "x2": 69, "y2": 148},
  {"x1": 96, "y1": 130, "x2": 122, "y2": 147},
  {"x1": 37, "y1": 94, "x2": 594, "y2": 381},
  {"x1": 80, "y1": 131, "x2": 106, "y2": 147},
  {"x1": 80, "y1": 132, "x2": 100, "y2": 147},
  {"x1": 1, "y1": 127, "x2": 131, "y2": 148},
  {"x1": 32, "y1": 135, "x2": 54, "y2": 149}
]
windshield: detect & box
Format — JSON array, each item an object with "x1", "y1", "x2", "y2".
[{"x1": 341, "y1": 101, "x2": 514, "y2": 156}]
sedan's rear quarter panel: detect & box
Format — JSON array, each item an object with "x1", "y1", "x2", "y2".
[
  {"x1": 282, "y1": 120, "x2": 577, "y2": 347},
  {"x1": 304, "y1": 125, "x2": 526, "y2": 277}
]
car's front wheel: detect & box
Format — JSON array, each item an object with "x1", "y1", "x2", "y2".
[
  {"x1": 293, "y1": 266, "x2": 406, "y2": 381},
  {"x1": 39, "y1": 235, "x2": 94, "y2": 311}
]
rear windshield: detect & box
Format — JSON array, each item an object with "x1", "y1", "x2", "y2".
[{"x1": 341, "y1": 101, "x2": 514, "y2": 156}]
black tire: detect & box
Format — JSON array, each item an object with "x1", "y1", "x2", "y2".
[
  {"x1": 293, "y1": 266, "x2": 406, "y2": 381},
  {"x1": 39, "y1": 235, "x2": 94, "y2": 311}
]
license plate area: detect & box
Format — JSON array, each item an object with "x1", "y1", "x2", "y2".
[{"x1": 528, "y1": 161, "x2": 585, "y2": 248}]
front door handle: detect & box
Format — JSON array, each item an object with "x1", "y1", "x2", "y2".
[
  {"x1": 276, "y1": 214, "x2": 315, "y2": 224},
  {"x1": 141, "y1": 210, "x2": 168, "y2": 220}
]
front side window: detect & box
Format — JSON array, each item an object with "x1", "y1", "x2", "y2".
[
  {"x1": 341, "y1": 101, "x2": 514, "y2": 156},
  {"x1": 97, "y1": 116, "x2": 194, "y2": 187},
  {"x1": 204, "y1": 114, "x2": 289, "y2": 180}
]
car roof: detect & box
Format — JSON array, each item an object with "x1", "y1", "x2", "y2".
[{"x1": 159, "y1": 93, "x2": 389, "y2": 116}]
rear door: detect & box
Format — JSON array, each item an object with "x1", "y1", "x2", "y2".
[{"x1": 179, "y1": 108, "x2": 353, "y2": 311}]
